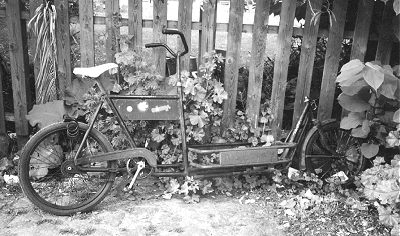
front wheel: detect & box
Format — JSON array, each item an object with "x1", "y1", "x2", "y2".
[
  {"x1": 302, "y1": 121, "x2": 366, "y2": 181},
  {"x1": 18, "y1": 122, "x2": 117, "y2": 215}
]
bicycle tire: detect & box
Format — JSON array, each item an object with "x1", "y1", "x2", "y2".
[
  {"x1": 302, "y1": 121, "x2": 366, "y2": 181},
  {"x1": 19, "y1": 122, "x2": 116, "y2": 215}
]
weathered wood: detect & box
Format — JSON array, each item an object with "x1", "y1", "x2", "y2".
[
  {"x1": 222, "y1": 0, "x2": 244, "y2": 129},
  {"x1": 246, "y1": 0, "x2": 271, "y2": 129},
  {"x1": 292, "y1": 0, "x2": 322, "y2": 126},
  {"x1": 350, "y1": 0, "x2": 374, "y2": 61},
  {"x1": 152, "y1": 0, "x2": 167, "y2": 76},
  {"x1": 6, "y1": 0, "x2": 30, "y2": 147},
  {"x1": 79, "y1": 0, "x2": 95, "y2": 67},
  {"x1": 270, "y1": 0, "x2": 297, "y2": 136},
  {"x1": 317, "y1": 0, "x2": 349, "y2": 121},
  {"x1": 198, "y1": 0, "x2": 217, "y2": 65},
  {"x1": 106, "y1": 0, "x2": 119, "y2": 62},
  {"x1": 29, "y1": 0, "x2": 41, "y2": 93},
  {"x1": 55, "y1": 0, "x2": 71, "y2": 99},
  {"x1": 0, "y1": 64, "x2": 5, "y2": 135},
  {"x1": 375, "y1": 0, "x2": 395, "y2": 65},
  {"x1": 177, "y1": 0, "x2": 193, "y2": 72},
  {"x1": 128, "y1": 0, "x2": 142, "y2": 51}
]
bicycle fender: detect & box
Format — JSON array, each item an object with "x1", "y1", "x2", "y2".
[{"x1": 299, "y1": 119, "x2": 337, "y2": 170}]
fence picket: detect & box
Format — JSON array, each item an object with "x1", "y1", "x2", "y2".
[
  {"x1": 128, "y1": 0, "x2": 142, "y2": 51},
  {"x1": 79, "y1": 0, "x2": 95, "y2": 67},
  {"x1": 292, "y1": 0, "x2": 322, "y2": 126},
  {"x1": 6, "y1": 0, "x2": 30, "y2": 147},
  {"x1": 106, "y1": 0, "x2": 119, "y2": 63},
  {"x1": 178, "y1": 0, "x2": 193, "y2": 72},
  {"x1": 375, "y1": 1, "x2": 394, "y2": 64},
  {"x1": 198, "y1": 0, "x2": 217, "y2": 65},
  {"x1": 350, "y1": 0, "x2": 374, "y2": 61},
  {"x1": 55, "y1": 0, "x2": 71, "y2": 99},
  {"x1": 153, "y1": 0, "x2": 167, "y2": 76},
  {"x1": 246, "y1": 0, "x2": 271, "y2": 129},
  {"x1": 270, "y1": 0, "x2": 297, "y2": 135},
  {"x1": 317, "y1": 0, "x2": 348, "y2": 121},
  {"x1": 221, "y1": 0, "x2": 244, "y2": 129}
]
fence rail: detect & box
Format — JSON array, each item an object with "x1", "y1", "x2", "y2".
[{"x1": 0, "y1": 0, "x2": 397, "y2": 148}]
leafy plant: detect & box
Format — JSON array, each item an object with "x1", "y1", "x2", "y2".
[
  {"x1": 359, "y1": 155, "x2": 400, "y2": 233},
  {"x1": 28, "y1": 0, "x2": 58, "y2": 103},
  {"x1": 336, "y1": 60, "x2": 400, "y2": 159}
]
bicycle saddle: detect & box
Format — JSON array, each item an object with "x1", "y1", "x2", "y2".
[{"x1": 73, "y1": 63, "x2": 118, "y2": 78}]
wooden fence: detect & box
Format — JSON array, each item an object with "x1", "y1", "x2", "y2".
[{"x1": 0, "y1": 0, "x2": 398, "y2": 147}]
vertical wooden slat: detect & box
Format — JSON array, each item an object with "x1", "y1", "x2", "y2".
[
  {"x1": 198, "y1": 0, "x2": 217, "y2": 65},
  {"x1": 350, "y1": 0, "x2": 374, "y2": 61},
  {"x1": 55, "y1": 0, "x2": 71, "y2": 99},
  {"x1": 153, "y1": 0, "x2": 167, "y2": 76},
  {"x1": 177, "y1": 0, "x2": 193, "y2": 72},
  {"x1": 375, "y1": 0, "x2": 395, "y2": 65},
  {"x1": 29, "y1": 0, "x2": 41, "y2": 97},
  {"x1": 270, "y1": 0, "x2": 297, "y2": 135},
  {"x1": 6, "y1": 0, "x2": 30, "y2": 147},
  {"x1": 317, "y1": 0, "x2": 349, "y2": 121},
  {"x1": 79, "y1": 0, "x2": 95, "y2": 67},
  {"x1": 128, "y1": 0, "x2": 142, "y2": 51},
  {"x1": 292, "y1": 0, "x2": 322, "y2": 126},
  {"x1": 106, "y1": 0, "x2": 119, "y2": 62},
  {"x1": 246, "y1": 0, "x2": 271, "y2": 129},
  {"x1": 0, "y1": 65, "x2": 5, "y2": 135},
  {"x1": 221, "y1": 0, "x2": 244, "y2": 129}
]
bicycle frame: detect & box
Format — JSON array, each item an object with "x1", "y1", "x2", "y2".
[
  {"x1": 72, "y1": 71, "x2": 317, "y2": 178},
  {"x1": 70, "y1": 28, "x2": 321, "y2": 178}
]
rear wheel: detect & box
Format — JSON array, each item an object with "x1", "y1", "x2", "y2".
[
  {"x1": 19, "y1": 122, "x2": 116, "y2": 215},
  {"x1": 302, "y1": 121, "x2": 365, "y2": 181}
]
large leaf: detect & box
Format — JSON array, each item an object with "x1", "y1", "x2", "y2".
[
  {"x1": 394, "y1": 0, "x2": 400, "y2": 15},
  {"x1": 363, "y1": 62, "x2": 385, "y2": 91},
  {"x1": 26, "y1": 100, "x2": 66, "y2": 129},
  {"x1": 340, "y1": 112, "x2": 365, "y2": 130},
  {"x1": 393, "y1": 108, "x2": 400, "y2": 123},
  {"x1": 360, "y1": 143, "x2": 379, "y2": 159},
  {"x1": 340, "y1": 79, "x2": 368, "y2": 96},
  {"x1": 336, "y1": 59, "x2": 365, "y2": 86},
  {"x1": 378, "y1": 68, "x2": 399, "y2": 99},
  {"x1": 338, "y1": 93, "x2": 371, "y2": 112},
  {"x1": 351, "y1": 120, "x2": 370, "y2": 138}
]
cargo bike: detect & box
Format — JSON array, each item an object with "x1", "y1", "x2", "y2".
[{"x1": 18, "y1": 28, "x2": 365, "y2": 215}]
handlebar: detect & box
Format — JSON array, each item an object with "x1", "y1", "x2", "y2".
[
  {"x1": 144, "y1": 27, "x2": 188, "y2": 57},
  {"x1": 145, "y1": 43, "x2": 177, "y2": 58},
  {"x1": 162, "y1": 28, "x2": 189, "y2": 56}
]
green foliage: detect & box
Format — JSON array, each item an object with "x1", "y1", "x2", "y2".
[
  {"x1": 337, "y1": 60, "x2": 400, "y2": 158},
  {"x1": 25, "y1": 100, "x2": 66, "y2": 129},
  {"x1": 359, "y1": 155, "x2": 400, "y2": 232},
  {"x1": 28, "y1": 0, "x2": 58, "y2": 103}
]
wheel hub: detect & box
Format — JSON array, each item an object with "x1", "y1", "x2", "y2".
[{"x1": 61, "y1": 160, "x2": 80, "y2": 176}]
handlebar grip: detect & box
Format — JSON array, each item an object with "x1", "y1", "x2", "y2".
[
  {"x1": 145, "y1": 43, "x2": 163, "y2": 48},
  {"x1": 162, "y1": 28, "x2": 189, "y2": 56}
]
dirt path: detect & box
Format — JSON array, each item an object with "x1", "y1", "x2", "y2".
[{"x1": 0, "y1": 182, "x2": 285, "y2": 236}]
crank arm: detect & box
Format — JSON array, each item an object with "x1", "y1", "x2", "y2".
[{"x1": 125, "y1": 161, "x2": 145, "y2": 191}]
